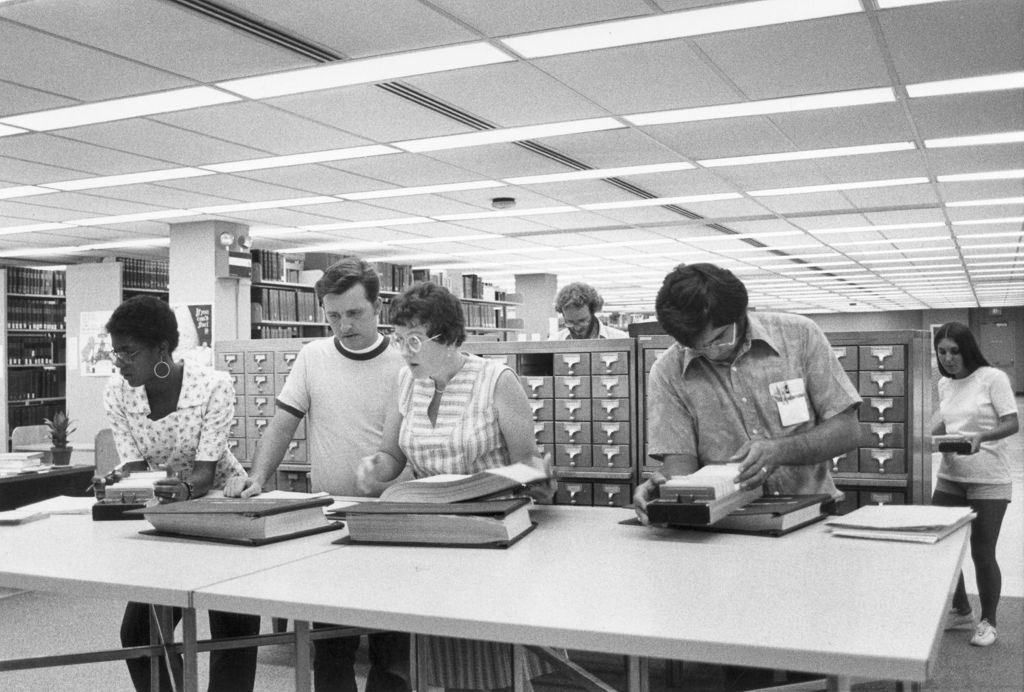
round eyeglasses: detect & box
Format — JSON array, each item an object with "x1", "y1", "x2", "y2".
[{"x1": 390, "y1": 333, "x2": 440, "y2": 354}]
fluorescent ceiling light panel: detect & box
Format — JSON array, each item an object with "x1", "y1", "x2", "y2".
[
  {"x1": 937, "y1": 169, "x2": 1024, "y2": 182},
  {"x1": 0, "y1": 185, "x2": 57, "y2": 200},
  {"x1": 946, "y1": 197, "x2": 1024, "y2": 207},
  {"x1": 202, "y1": 145, "x2": 397, "y2": 173},
  {"x1": 924, "y1": 130, "x2": 1024, "y2": 149},
  {"x1": 500, "y1": 0, "x2": 861, "y2": 58},
  {"x1": 0, "y1": 87, "x2": 239, "y2": 131},
  {"x1": 952, "y1": 216, "x2": 1024, "y2": 226},
  {"x1": 395, "y1": 118, "x2": 623, "y2": 153},
  {"x1": 699, "y1": 142, "x2": 914, "y2": 167},
  {"x1": 44, "y1": 167, "x2": 213, "y2": 191},
  {"x1": 299, "y1": 217, "x2": 433, "y2": 232},
  {"x1": 434, "y1": 206, "x2": 578, "y2": 221},
  {"x1": 0, "y1": 222, "x2": 72, "y2": 236},
  {"x1": 809, "y1": 221, "x2": 946, "y2": 234},
  {"x1": 0, "y1": 124, "x2": 26, "y2": 137},
  {"x1": 627, "y1": 87, "x2": 894, "y2": 126},
  {"x1": 504, "y1": 162, "x2": 694, "y2": 185},
  {"x1": 339, "y1": 180, "x2": 504, "y2": 200},
  {"x1": 83, "y1": 238, "x2": 170, "y2": 251},
  {"x1": 280, "y1": 241, "x2": 381, "y2": 254},
  {"x1": 748, "y1": 176, "x2": 928, "y2": 196},
  {"x1": 191, "y1": 197, "x2": 337, "y2": 214},
  {"x1": 71, "y1": 210, "x2": 196, "y2": 226},
  {"x1": 217, "y1": 43, "x2": 513, "y2": 99},
  {"x1": 877, "y1": 0, "x2": 957, "y2": 7},
  {"x1": 906, "y1": 71, "x2": 1024, "y2": 98},
  {"x1": 582, "y1": 192, "x2": 742, "y2": 210}
]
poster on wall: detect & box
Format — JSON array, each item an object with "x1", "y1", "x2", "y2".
[
  {"x1": 80, "y1": 310, "x2": 115, "y2": 377},
  {"x1": 174, "y1": 304, "x2": 213, "y2": 366}
]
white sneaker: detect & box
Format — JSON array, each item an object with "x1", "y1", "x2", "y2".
[
  {"x1": 944, "y1": 609, "x2": 974, "y2": 630},
  {"x1": 970, "y1": 619, "x2": 997, "y2": 646}
]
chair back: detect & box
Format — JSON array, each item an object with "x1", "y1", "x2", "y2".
[
  {"x1": 11, "y1": 424, "x2": 50, "y2": 450},
  {"x1": 94, "y1": 428, "x2": 121, "y2": 477}
]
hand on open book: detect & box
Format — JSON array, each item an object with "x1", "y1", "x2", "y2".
[
  {"x1": 356, "y1": 451, "x2": 397, "y2": 496},
  {"x1": 521, "y1": 453, "x2": 556, "y2": 502},
  {"x1": 223, "y1": 475, "x2": 263, "y2": 498}
]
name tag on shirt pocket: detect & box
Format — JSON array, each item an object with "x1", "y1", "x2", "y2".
[{"x1": 770, "y1": 378, "x2": 810, "y2": 427}]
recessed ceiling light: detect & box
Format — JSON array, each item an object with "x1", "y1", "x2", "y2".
[
  {"x1": 217, "y1": 43, "x2": 513, "y2": 99},
  {"x1": 298, "y1": 217, "x2": 434, "y2": 232},
  {"x1": 627, "y1": 88, "x2": 894, "y2": 126},
  {"x1": 0, "y1": 185, "x2": 57, "y2": 200},
  {"x1": 748, "y1": 177, "x2": 928, "y2": 196},
  {"x1": 699, "y1": 142, "x2": 914, "y2": 167},
  {"x1": 937, "y1": 169, "x2": 1024, "y2": 182},
  {"x1": 44, "y1": 167, "x2": 214, "y2": 191},
  {"x1": 876, "y1": 0, "x2": 957, "y2": 7},
  {"x1": 924, "y1": 130, "x2": 1024, "y2": 148},
  {"x1": 951, "y1": 216, "x2": 1024, "y2": 226},
  {"x1": 191, "y1": 197, "x2": 338, "y2": 214},
  {"x1": 0, "y1": 86, "x2": 239, "y2": 131},
  {"x1": 434, "y1": 206, "x2": 578, "y2": 221},
  {"x1": 0, "y1": 222, "x2": 72, "y2": 236},
  {"x1": 202, "y1": 145, "x2": 397, "y2": 173},
  {"x1": 0, "y1": 124, "x2": 26, "y2": 137},
  {"x1": 504, "y1": 162, "x2": 695, "y2": 185},
  {"x1": 582, "y1": 193, "x2": 741, "y2": 210},
  {"x1": 71, "y1": 210, "x2": 196, "y2": 227},
  {"x1": 946, "y1": 197, "x2": 1024, "y2": 207},
  {"x1": 906, "y1": 71, "x2": 1024, "y2": 98},
  {"x1": 807, "y1": 221, "x2": 946, "y2": 234},
  {"x1": 395, "y1": 118, "x2": 624, "y2": 153},
  {"x1": 339, "y1": 180, "x2": 504, "y2": 200},
  {"x1": 500, "y1": 0, "x2": 862, "y2": 58}
]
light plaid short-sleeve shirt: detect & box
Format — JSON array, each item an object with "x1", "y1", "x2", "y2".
[{"x1": 647, "y1": 311, "x2": 861, "y2": 497}]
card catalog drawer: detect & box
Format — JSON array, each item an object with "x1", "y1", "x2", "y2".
[
  {"x1": 553, "y1": 353, "x2": 590, "y2": 376},
  {"x1": 554, "y1": 399, "x2": 590, "y2": 422},
  {"x1": 594, "y1": 444, "x2": 630, "y2": 469},
  {"x1": 591, "y1": 375, "x2": 628, "y2": 398},
  {"x1": 246, "y1": 395, "x2": 276, "y2": 417},
  {"x1": 520, "y1": 376, "x2": 553, "y2": 399},
  {"x1": 532, "y1": 421, "x2": 554, "y2": 444},
  {"x1": 245, "y1": 373, "x2": 274, "y2": 396},
  {"x1": 831, "y1": 345, "x2": 858, "y2": 371},
  {"x1": 226, "y1": 372, "x2": 245, "y2": 395},
  {"x1": 554, "y1": 375, "x2": 591, "y2": 399},
  {"x1": 593, "y1": 421, "x2": 630, "y2": 446},
  {"x1": 217, "y1": 351, "x2": 244, "y2": 374},
  {"x1": 555, "y1": 421, "x2": 591, "y2": 445},
  {"x1": 227, "y1": 437, "x2": 247, "y2": 462},
  {"x1": 276, "y1": 470, "x2": 311, "y2": 494},
  {"x1": 592, "y1": 398, "x2": 629, "y2": 422},
  {"x1": 859, "y1": 448, "x2": 906, "y2": 475},
  {"x1": 555, "y1": 444, "x2": 592, "y2": 468},
  {"x1": 859, "y1": 490, "x2": 905, "y2": 507},
  {"x1": 593, "y1": 351, "x2": 629, "y2": 375},
  {"x1": 828, "y1": 450, "x2": 859, "y2": 474},
  {"x1": 556, "y1": 481, "x2": 593, "y2": 506},
  {"x1": 859, "y1": 397, "x2": 905, "y2": 423},
  {"x1": 858, "y1": 345, "x2": 905, "y2": 371},
  {"x1": 276, "y1": 350, "x2": 300, "y2": 372},
  {"x1": 858, "y1": 370, "x2": 906, "y2": 397},
  {"x1": 246, "y1": 417, "x2": 272, "y2": 440},
  {"x1": 244, "y1": 350, "x2": 274, "y2": 373},
  {"x1": 860, "y1": 422, "x2": 905, "y2": 449},
  {"x1": 528, "y1": 399, "x2": 555, "y2": 421},
  {"x1": 594, "y1": 482, "x2": 631, "y2": 507},
  {"x1": 281, "y1": 438, "x2": 308, "y2": 464}
]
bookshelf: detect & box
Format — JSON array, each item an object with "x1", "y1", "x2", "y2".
[
  {"x1": 1, "y1": 268, "x2": 67, "y2": 448},
  {"x1": 117, "y1": 256, "x2": 169, "y2": 300}
]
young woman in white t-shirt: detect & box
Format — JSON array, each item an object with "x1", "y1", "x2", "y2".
[{"x1": 931, "y1": 321, "x2": 1019, "y2": 647}]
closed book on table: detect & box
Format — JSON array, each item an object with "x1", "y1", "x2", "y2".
[
  {"x1": 825, "y1": 505, "x2": 975, "y2": 544},
  {"x1": 130, "y1": 496, "x2": 341, "y2": 545},
  {"x1": 378, "y1": 463, "x2": 550, "y2": 504},
  {"x1": 711, "y1": 494, "x2": 835, "y2": 535},
  {"x1": 334, "y1": 497, "x2": 535, "y2": 548},
  {"x1": 646, "y1": 463, "x2": 761, "y2": 526}
]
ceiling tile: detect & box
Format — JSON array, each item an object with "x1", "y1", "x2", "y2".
[
  {"x1": 769, "y1": 103, "x2": 913, "y2": 149},
  {"x1": 926, "y1": 144, "x2": 1024, "y2": 177},
  {"x1": 639, "y1": 118, "x2": 795, "y2": 159},
  {"x1": 160, "y1": 174, "x2": 317, "y2": 202},
  {"x1": 425, "y1": 143, "x2": 566, "y2": 178},
  {"x1": 229, "y1": 166, "x2": 378, "y2": 196},
  {"x1": 433, "y1": 0, "x2": 648, "y2": 36},
  {"x1": 327, "y1": 152, "x2": 494, "y2": 188},
  {"x1": 693, "y1": 15, "x2": 890, "y2": 99},
  {"x1": 753, "y1": 191, "x2": 857, "y2": 215},
  {"x1": 0, "y1": 133, "x2": 179, "y2": 176},
  {"x1": 0, "y1": 81, "x2": 76, "y2": 119},
  {"x1": 0, "y1": 156, "x2": 94, "y2": 185},
  {"x1": 543, "y1": 129, "x2": 685, "y2": 169}
]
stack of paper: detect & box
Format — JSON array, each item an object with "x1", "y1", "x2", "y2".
[
  {"x1": 0, "y1": 495, "x2": 95, "y2": 525},
  {"x1": 0, "y1": 452, "x2": 47, "y2": 473},
  {"x1": 826, "y1": 505, "x2": 975, "y2": 544}
]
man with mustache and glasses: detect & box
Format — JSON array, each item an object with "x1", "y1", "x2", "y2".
[
  {"x1": 551, "y1": 281, "x2": 629, "y2": 340},
  {"x1": 633, "y1": 263, "x2": 862, "y2": 525}
]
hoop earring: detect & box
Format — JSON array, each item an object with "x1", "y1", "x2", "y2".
[{"x1": 153, "y1": 358, "x2": 171, "y2": 380}]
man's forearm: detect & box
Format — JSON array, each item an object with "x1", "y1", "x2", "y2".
[
  {"x1": 247, "y1": 415, "x2": 301, "y2": 485},
  {"x1": 773, "y1": 407, "x2": 861, "y2": 466}
]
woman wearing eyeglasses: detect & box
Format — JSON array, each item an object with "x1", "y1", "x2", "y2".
[
  {"x1": 357, "y1": 281, "x2": 555, "y2": 692},
  {"x1": 102, "y1": 295, "x2": 259, "y2": 692}
]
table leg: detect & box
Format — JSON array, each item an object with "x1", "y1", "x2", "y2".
[
  {"x1": 626, "y1": 655, "x2": 649, "y2": 692},
  {"x1": 826, "y1": 676, "x2": 852, "y2": 692},
  {"x1": 294, "y1": 620, "x2": 312, "y2": 692},
  {"x1": 181, "y1": 607, "x2": 198, "y2": 692},
  {"x1": 512, "y1": 644, "x2": 528, "y2": 692}
]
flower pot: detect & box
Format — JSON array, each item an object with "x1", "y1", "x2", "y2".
[{"x1": 50, "y1": 446, "x2": 73, "y2": 466}]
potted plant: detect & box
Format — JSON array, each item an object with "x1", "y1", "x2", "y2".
[{"x1": 44, "y1": 411, "x2": 77, "y2": 466}]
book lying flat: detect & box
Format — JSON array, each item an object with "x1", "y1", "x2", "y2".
[
  {"x1": 647, "y1": 464, "x2": 762, "y2": 526},
  {"x1": 703, "y1": 494, "x2": 834, "y2": 535},
  {"x1": 0, "y1": 452, "x2": 46, "y2": 469},
  {"x1": 334, "y1": 498, "x2": 535, "y2": 548},
  {"x1": 826, "y1": 505, "x2": 976, "y2": 544},
  {"x1": 130, "y1": 496, "x2": 341, "y2": 545},
  {"x1": 378, "y1": 462, "x2": 550, "y2": 504}
]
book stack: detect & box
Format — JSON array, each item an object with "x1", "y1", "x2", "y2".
[
  {"x1": 825, "y1": 505, "x2": 976, "y2": 544},
  {"x1": 131, "y1": 496, "x2": 341, "y2": 545},
  {"x1": 647, "y1": 464, "x2": 762, "y2": 526},
  {"x1": 0, "y1": 452, "x2": 47, "y2": 473},
  {"x1": 336, "y1": 462, "x2": 551, "y2": 547},
  {"x1": 710, "y1": 494, "x2": 835, "y2": 536}
]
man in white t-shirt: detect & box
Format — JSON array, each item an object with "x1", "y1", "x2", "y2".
[
  {"x1": 550, "y1": 281, "x2": 629, "y2": 340},
  {"x1": 224, "y1": 256, "x2": 408, "y2": 692}
]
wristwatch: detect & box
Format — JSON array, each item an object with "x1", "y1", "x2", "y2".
[{"x1": 180, "y1": 479, "x2": 194, "y2": 500}]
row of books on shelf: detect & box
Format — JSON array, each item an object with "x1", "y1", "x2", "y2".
[
  {"x1": 5, "y1": 267, "x2": 65, "y2": 296},
  {"x1": 252, "y1": 325, "x2": 319, "y2": 339},
  {"x1": 7, "y1": 336, "x2": 64, "y2": 365},
  {"x1": 251, "y1": 288, "x2": 319, "y2": 324},
  {"x1": 116, "y1": 256, "x2": 169, "y2": 290},
  {"x1": 461, "y1": 273, "x2": 508, "y2": 301},
  {"x1": 7, "y1": 369, "x2": 65, "y2": 401},
  {"x1": 251, "y1": 249, "x2": 301, "y2": 284},
  {"x1": 6, "y1": 299, "x2": 66, "y2": 331},
  {"x1": 461, "y1": 303, "x2": 511, "y2": 329},
  {"x1": 7, "y1": 401, "x2": 64, "y2": 430}
]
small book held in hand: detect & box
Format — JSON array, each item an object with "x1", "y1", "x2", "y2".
[
  {"x1": 335, "y1": 497, "x2": 534, "y2": 548},
  {"x1": 130, "y1": 496, "x2": 341, "y2": 545},
  {"x1": 378, "y1": 462, "x2": 550, "y2": 504}
]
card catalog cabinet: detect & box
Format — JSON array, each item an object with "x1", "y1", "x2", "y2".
[
  {"x1": 215, "y1": 338, "x2": 311, "y2": 493},
  {"x1": 464, "y1": 339, "x2": 637, "y2": 507},
  {"x1": 636, "y1": 330, "x2": 933, "y2": 512}
]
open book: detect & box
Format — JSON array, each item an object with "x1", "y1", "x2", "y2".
[
  {"x1": 336, "y1": 498, "x2": 534, "y2": 548},
  {"x1": 646, "y1": 463, "x2": 762, "y2": 526},
  {"x1": 379, "y1": 462, "x2": 550, "y2": 504},
  {"x1": 130, "y1": 496, "x2": 341, "y2": 545},
  {"x1": 826, "y1": 505, "x2": 975, "y2": 544}
]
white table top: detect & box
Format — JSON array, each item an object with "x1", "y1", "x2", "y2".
[
  {"x1": 194, "y1": 505, "x2": 969, "y2": 682},
  {"x1": 0, "y1": 514, "x2": 341, "y2": 607}
]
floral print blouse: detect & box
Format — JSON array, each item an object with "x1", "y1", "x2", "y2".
[{"x1": 103, "y1": 362, "x2": 245, "y2": 488}]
